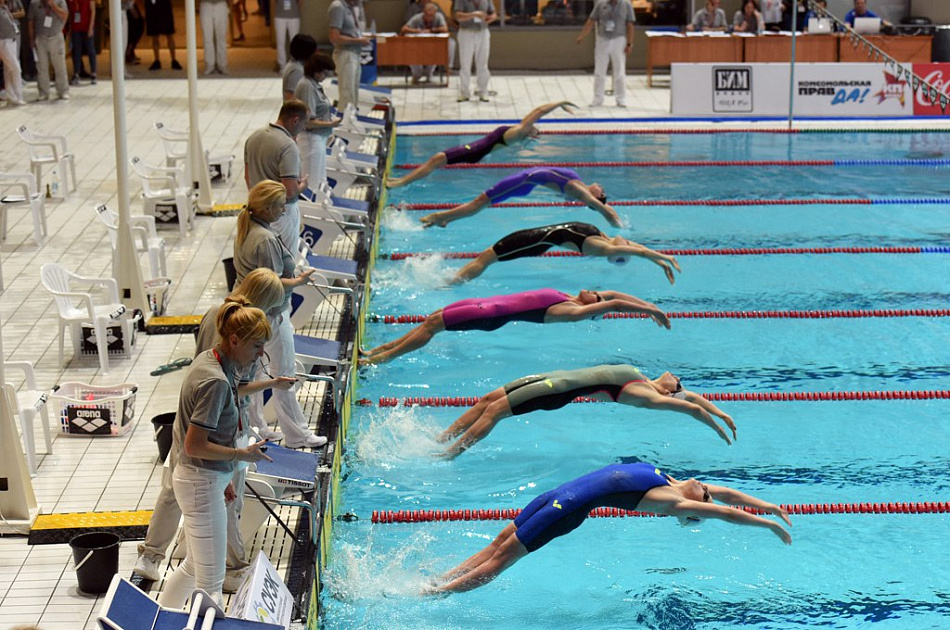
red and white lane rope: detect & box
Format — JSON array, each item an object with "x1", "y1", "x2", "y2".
[
  {"x1": 382, "y1": 246, "x2": 950, "y2": 260},
  {"x1": 372, "y1": 502, "x2": 950, "y2": 523},
  {"x1": 358, "y1": 390, "x2": 950, "y2": 408}
]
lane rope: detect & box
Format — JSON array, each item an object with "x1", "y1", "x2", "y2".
[
  {"x1": 360, "y1": 390, "x2": 950, "y2": 408},
  {"x1": 371, "y1": 502, "x2": 950, "y2": 523},
  {"x1": 370, "y1": 309, "x2": 950, "y2": 325},
  {"x1": 382, "y1": 246, "x2": 950, "y2": 260},
  {"x1": 404, "y1": 128, "x2": 950, "y2": 137},
  {"x1": 395, "y1": 198, "x2": 950, "y2": 210},
  {"x1": 394, "y1": 159, "x2": 950, "y2": 170}
]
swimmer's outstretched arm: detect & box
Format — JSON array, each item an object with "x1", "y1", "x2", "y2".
[
  {"x1": 420, "y1": 194, "x2": 490, "y2": 228},
  {"x1": 682, "y1": 391, "x2": 737, "y2": 440},
  {"x1": 597, "y1": 239, "x2": 681, "y2": 285},
  {"x1": 517, "y1": 100, "x2": 578, "y2": 129},
  {"x1": 548, "y1": 292, "x2": 671, "y2": 329},
  {"x1": 703, "y1": 484, "x2": 792, "y2": 527},
  {"x1": 620, "y1": 388, "x2": 732, "y2": 444},
  {"x1": 565, "y1": 182, "x2": 623, "y2": 228},
  {"x1": 659, "y1": 498, "x2": 792, "y2": 544}
]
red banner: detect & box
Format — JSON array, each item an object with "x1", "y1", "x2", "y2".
[{"x1": 911, "y1": 63, "x2": 950, "y2": 116}]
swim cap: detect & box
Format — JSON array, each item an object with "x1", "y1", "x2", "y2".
[{"x1": 607, "y1": 255, "x2": 628, "y2": 266}]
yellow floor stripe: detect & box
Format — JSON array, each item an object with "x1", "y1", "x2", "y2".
[
  {"x1": 33, "y1": 510, "x2": 153, "y2": 530},
  {"x1": 148, "y1": 315, "x2": 204, "y2": 326}
]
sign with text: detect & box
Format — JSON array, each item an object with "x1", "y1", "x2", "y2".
[
  {"x1": 671, "y1": 62, "x2": 946, "y2": 117},
  {"x1": 228, "y1": 551, "x2": 293, "y2": 629}
]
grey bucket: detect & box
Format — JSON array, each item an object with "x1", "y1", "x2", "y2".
[{"x1": 70, "y1": 532, "x2": 120, "y2": 594}]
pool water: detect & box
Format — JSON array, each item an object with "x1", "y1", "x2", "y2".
[{"x1": 322, "y1": 129, "x2": 950, "y2": 629}]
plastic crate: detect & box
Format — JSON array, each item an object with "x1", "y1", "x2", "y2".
[
  {"x1": 52, "y1": 382, "x2": 138, "y2": 436},
  {"x1": 145, "y1": 278, "x2": 172, "y2": 317},
  {"x1": 79, "y1": 311, "x2": 142, "y2": 357}
]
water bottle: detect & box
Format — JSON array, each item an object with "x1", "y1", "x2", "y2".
[
  {"x1": 370, "y1": 19, "x2": 377, "y2": 36},
  {"x1": 51, "y1": 167, "x2": 60, "y2": 197}
]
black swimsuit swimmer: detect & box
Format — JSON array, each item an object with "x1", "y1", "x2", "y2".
[
  {"x1": 503, "y1": 365, "x2": 648, "y2": 416},
  {"x1": 491, "y1": 222, "x2": 603, "y2": 261}
]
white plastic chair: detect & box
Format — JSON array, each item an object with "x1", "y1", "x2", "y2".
[
  {"x1": 40, "y1": 262, "x2": 134, "y2": 374},
  {"x1": 129, "y1": 156, "x2": 194, "y2": 236},
  {"x1": 153, "y1": 122, "x2": 188, "y2": 169},
  {"x1": 3, "y1": 361, "x2": 53, "y2": 477},
  {"x1": 94, "y1": 204, "x2": 168, "y2": 278},
  {"x1": 16, "y1": 125, "x2": 77, "y2": 196},
  {"x1": 0, "y1": 172, "x2": 49, "y2": 246}
]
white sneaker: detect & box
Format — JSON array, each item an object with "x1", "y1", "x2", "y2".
[
  {"x1": 223, "y1": 566, "x2": 252, "y2": 593},
  {"x1": 285, "y1": 433, "x2": 327, "y2": 449},
  {"x1": 589, "y1": 99, "x2": 604, "y2": 107},
  {"x1": 132, "y1": 554, "x2": 162, "y2": 581},
  {"x1": 258, "y1": 429, "x2": 284, "y2": 442}
]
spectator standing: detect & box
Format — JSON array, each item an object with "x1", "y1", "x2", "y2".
[
  {"x1": 0, "y1": 0, "x2": 26, "y2": 105},
  {"x1": 575, "y1": 0, "x2": 634, "y2": 108},
  {"x1": 244, "y1": 99, "x2": 308, "y2": 255},
  {"x1": 28, "y1": 0, "x2": 69, "y2": 100},
  {"x1": 273, "y1": 0, "x2": 299, "y2": 70},
  {"x1": 200, "y1": 0, "x2": 229, "y2": 74},
  {"x1": 453, "y1": 0, "x2": 494, "y2": 102},
  {"x1": 328, "y1": 0, "x2": 370, "y2": 111},
  {"x1": 144, "y1": 0, "x2": 181, "y2": 70},
  {"x1": 281, "y1": 33, "x2": 315, "y2": 99},
  {"x1": 67, "y1": 0, "x2": 96, "y2": 84},
  {"x1": 686, "y1": 0, "x2": 727, "y2": 31},
  {"x1": 761, "y1": 0, "x2": 781, "y2": 31},
  {"x1": 125, "y1": 0, "x2": 144, "y2": 64},
  {"x1": 400, "y1": 2, "x2": 447, "y2": 84},
  {"x1": 294, "y1": 53, "x2": 340, "y2": 189}
]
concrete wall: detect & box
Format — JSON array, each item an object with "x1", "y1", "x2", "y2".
[{"x1": 910, "y1": 0, "x2": 950, "y2": 23}]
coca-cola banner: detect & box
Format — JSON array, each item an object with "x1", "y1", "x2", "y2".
[
  {"x1": 672, "y1": 62, "x2": 949, "y2": 117},
  {"x1": 911, "y1": 63, "x2": 950, "y2": 116}
]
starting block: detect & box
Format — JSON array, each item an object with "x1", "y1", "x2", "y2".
[{"x1": 248, "y1": 443, "x2": 321, "y2": 494}]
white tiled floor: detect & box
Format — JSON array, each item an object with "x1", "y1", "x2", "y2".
[{"x1": 1, "y1": 66, "x2": 945, "y2": 630}]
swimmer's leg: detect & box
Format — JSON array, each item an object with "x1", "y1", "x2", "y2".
[
  {"x1": 437, "y1": 387, "x2": 507, "y2": 443},
  {"x1": 450, "y1": 249, "x2": 498, "y2": 285},
  {"x1": 433, "y1": 526, "x2": 529, "y2": 594},
  {"x1": 387, "y1": 153, "x2": 448, "y2": 189},
  {"x1": 361, "y1": 312, "x2": 446, "y2": 364},
  {"x1": 442, "y1": 396, "x2": 513, "y2": 458},
  {"x1": 420, "y1": 194, "x2": 490, "y2": 228}
]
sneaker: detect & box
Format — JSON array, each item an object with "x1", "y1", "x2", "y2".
[
  {"x1": 171, "y1": 60, "x2": 183, "y2": 70},
  {"x1": 285, "y1": 433, "x2": 327, "y2": 449},
  {"x1": 217, "y1": 67, "x2": 229, "y2": 75},
  {"x1": 132, "y1": 554, "x2": 162, "y2": 581},
  {"x1": 258, "y1": 429, "x2": 283, "y2": 442},
  {"x1": 478, "y1": 94, "x2": 490, "y2": 102},
  {"x1": 457, "y1": 95, "x2": 469, "y2": 102},
  {"x1": 90, "y1": 76, "x2": 97, "y2": 85},
  {"x1": 223, "y1": 566, "x2": 252, "y2": 593},
  {"x1": 58, "y1": 93, "x2": 70, "y2": 100},
  {"x1": 150, "y1": 60, "x2": 161, "y2": 70},
  {"x1": 589, "y1": 99, "x2": 604, "y2": 107},
  {"x1": 204, "y1": 66, "x2": 215, "y2": 76},
  {"x1": 36, "y1": 94, "x2": 49, "y2": 101},
  {"x1": 69, "y1": 76, "x2": 80, "y2": 86}
]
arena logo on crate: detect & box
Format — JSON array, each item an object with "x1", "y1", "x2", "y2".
[
  {"x1": 911, "y1": 63, "x2": 950, "y2": 116},
  {"x1": 712, "y1": 67, "x2": 752, "y2": 113}
]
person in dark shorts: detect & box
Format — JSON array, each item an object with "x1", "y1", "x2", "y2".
[
  {"x1": 144, "y1": 0, "x2": 180, "y2": 70},
  {"x1": 437, "y1": 364, "x2": 736, "y2": 457},
  {"x1": 450, "y1": 221, "x2": 681, "y2": 284},
  {"x1": 427, "y1": 462, "x2": 792, "y2": 593},
  {"x1": 419, "y1": 166, "x2": 621, "y2": 228},
  {"x1": 359, "y1": 289, "x2": 669, "y2": 365},
  {"x1": 386, "y1": 100, "x2": 577, "y2": 188}
]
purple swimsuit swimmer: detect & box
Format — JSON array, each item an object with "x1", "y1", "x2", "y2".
[
  {"x1": 484, "y1": 167, "x2": 582, "y2": 204},
  {"x1": 442, "y1": 126, "x2": 512, "y2": 165},
  {"x1": 441, "y1": 288, "x2": 571, "y2": 331}
]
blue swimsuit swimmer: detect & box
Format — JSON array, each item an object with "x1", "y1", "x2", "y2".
[{"x1": 514, "y1": 463, "x2": 670, "y2": 552}]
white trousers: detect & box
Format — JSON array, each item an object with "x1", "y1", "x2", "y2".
[
  {"x1": 332, "y1": 47, "x2": 360, "y2": 112},
  {"x1": 457, "y1": 28, "x2": 489, "y2": 99},
  {"x1": 158, "y1": 465, "x2": 231, "y2": 608},
  {"x1": 274, "y1": 16, "x2": 299, "y2": 67},
  {"x1": 200, "y1": 1, "x2": 229, "y2": 72},
  {"x1": 593, "y1": 35, "x2": 626, "y2": 106},
  {"x1": 409, "y1": 64, "x2": 436, "y2": 79},
  {"x1": 0, "y1": 38, "x2": 23, "y2": 103},
  {"x1": 298, "y1": 132, "x2": 328, "y2": 191},
  {"x1": 252, "y1": 308, "x2": 315, "y2": 445},
  {"x1": 271, "y1": 199, "x2": 300, "y2": 254},
  {"x1": 137, "y1": 460, "x2": 248, "y2": 570},
  {"x1": 35, "y1": 33, "x2": 69, "y2": 98}
]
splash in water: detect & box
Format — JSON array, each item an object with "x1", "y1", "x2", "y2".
[
  {"x1": 373, "y1": 254, "x2": 454, "y2": 291},
  {"x1": 354, "y1": 406, "x2": 446, "y2": 467},
  {"x1": 323, "y1": 531, "x2": 440, "y2": 602},
  {"x1": 381, "y1": 204, "x2": 425, "y2": 232}
]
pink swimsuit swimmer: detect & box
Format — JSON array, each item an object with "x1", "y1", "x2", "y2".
[{"x1": 441, "y1": 289, "x2": 571, "y2": 331}]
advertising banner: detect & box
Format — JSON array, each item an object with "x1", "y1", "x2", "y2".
[
  {"x1": 670, "y1": 62, "x2": 946, "y2": 117},
  {"x1": 228, "y1": 551, "x2": 294, "y2": 629}
]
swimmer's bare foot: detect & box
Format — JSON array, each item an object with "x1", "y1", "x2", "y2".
[
  {"x1": 668, "y1": 256, "x2": 682, "y2": 273},
  {"x1": 386, "y1": 177, "x2": 405, "y2": 189},
  {"x1": 420, "y1": 213, "x2": 448, "y2": 228},
  {"x1": 663, "y1": 264, "x2": 676, "y2": 286}
]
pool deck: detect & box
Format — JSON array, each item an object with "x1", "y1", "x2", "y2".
[{"x1": 0, "y1": 70, "x2": 948, "y2": 630}]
